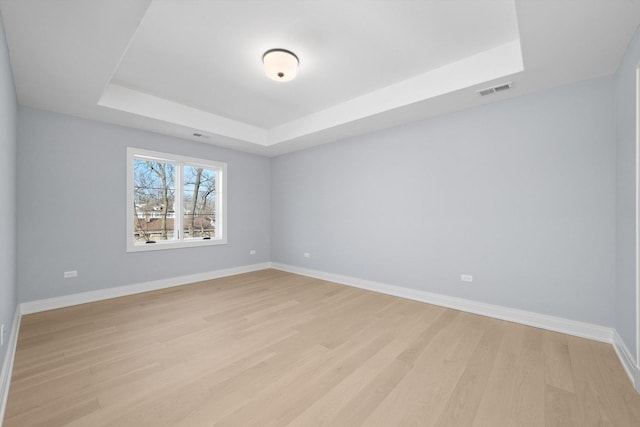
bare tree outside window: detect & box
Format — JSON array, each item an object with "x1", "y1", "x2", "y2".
[
  {"x1": 127, "y1": 148, "x2": 227, "y2": 252},
  {"x1": 133, "y1": 160, "x2": 176, "y2": 243},
  {"x1": 183, "y1": 166, "x2": 217, "y2": 239}
]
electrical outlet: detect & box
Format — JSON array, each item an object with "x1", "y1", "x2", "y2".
[
  {"x1": 64, "y1": 270, "x2": 78, "y2": 278},
  {"x1": 461, "y1": 274, "x2": 473, "y2": 282},
  {"x1": 304, "y1": 252, "x2": 311, "y2": 258},
  {"x1": 249, "y1": 249, "x2": 256, "y2": 255}
]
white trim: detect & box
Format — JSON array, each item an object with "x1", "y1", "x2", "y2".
[
  {"x1": 99, "y1": 84, "x2": 268, "y2": 146},
  {"x1": 0, "y1": 308, "x2": 21, "y2": 425},
  {"x1": 613, "y1": 329, "x2": 640, "y2": 392},
  {"x1": 99, "y1": 41, "x2": 523, "y2": 150},
  {"x1": 126, "y1": 147, "x2": 228, "y2": 253},
  {"x1": 270, "y1": 263, "x2": 614, "y2": 343},
  {"x1": 8, "y1": 262, "x2": 640, "y2": 400},
  {"x1": 3, "y1": 262, "x2": 639, "y2": 406},
  {"x1": 635, "y1": 66, "x2": 640, "y2": 369},
  {"x1": 20, "y1": 263, "x2": 270, "y2": 315}
]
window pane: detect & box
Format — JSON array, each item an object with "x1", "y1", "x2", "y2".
[
  {"x1": 133, "y1": 159, "x2": 176, "y2": 243},
  {"x1": 183, "y1": 165, "x2": 217, "y2": 240}
]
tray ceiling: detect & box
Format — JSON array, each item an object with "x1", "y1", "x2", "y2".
[{"x1": 1, "y1": 0, "x2": 639, "y2": 155}]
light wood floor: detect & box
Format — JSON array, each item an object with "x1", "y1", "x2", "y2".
[{"x1": 4, "y1": 269, "x2": 640, "y2": 426}]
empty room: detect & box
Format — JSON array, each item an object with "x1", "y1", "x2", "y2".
[{"x1": 1, "y1": 0, "x2": 640, "y2": 426}]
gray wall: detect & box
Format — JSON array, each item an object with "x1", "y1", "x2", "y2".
[
  {"x1": 17, "y1": 108, "x2": 271, "y2": 302},
  {"x1": 0, "y1": 16, "x2": 18, "y2": 367},
  {"x1": 615, "y1": 27, "x2": 640, "y2": 360},
  {"x1": 272, "y1": 77, "x2": 617, "y2": 327},
  {"x1": 9, "y1": 23, "x2": 638, "y2": 372}
]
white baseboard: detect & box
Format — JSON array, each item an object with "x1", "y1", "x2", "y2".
[
  {"x1": 7, "y1": 261, "x2": 640, "y2": 403},
  {"x1": 1, "y1": 262, "x2": 271, "y2": 426},
  {"x1": 0, "y1": 308, "x2": 21, "y2": 426},
  {"x1": 613, "y1": 330, "x2": 640, "y2": 391},
  {"x1": 20, "y1": 262, "x2": 271, "y2": 315},
  {"x1": 270, "y1": 262, "x2": 614, "y2": 343},
  {"x1": 274, "y1": 262, "x2": 640, "y2": 390}
]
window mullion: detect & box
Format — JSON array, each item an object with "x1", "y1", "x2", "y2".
[
  {"x1": 127, "y1": 147, "x2": 227, "y2": 251},
  {"x1": 175, "y1": 162, "x2": 183, "y2": 241},
  {"x1": 215, "y1": 167, "x2": 222, "y2": 238}
]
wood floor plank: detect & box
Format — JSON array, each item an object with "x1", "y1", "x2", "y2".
[
  {"x1": 433, "y1": 318, "x2": 505, "y2": 427},
  {"x1": 287, "y1": 337, "x2": 410, "y2": 427},
  {"x1": 545, "y1": 384, "x2": 581, "y2": 427},
  {"x1": 361, "y1": 311, "x2": 482, "y2": 427},
  {"x1": 471, "y1": 322, "x2": 524, "y2": 427},
  {"x1": 567, "y1": 335, "x2": 638, "y2": 427},
  {"x1": 3, "y1": 269, "x2": 639, "y2": 427},
  {"x1": 511, "y1": 327, "x2": 546, "y2": 427},
  {"x1": 544, "y1": 330, "x2": 576, "y2": 393}
]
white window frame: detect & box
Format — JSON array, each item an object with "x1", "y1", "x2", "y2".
[
  {"x1": 126, "y1": 147, "x2": 227, "y2": 252},
  {"x1": 636, "y1": 66, "x2": 640, "y2": 371}
]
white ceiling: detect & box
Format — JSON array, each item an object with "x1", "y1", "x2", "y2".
[
  {"x1": 112, "y1": 1, "x2": 520, "y2": 128},
  {"x1": 1, "y1": 0, "x2": 639, "y2": 156}
]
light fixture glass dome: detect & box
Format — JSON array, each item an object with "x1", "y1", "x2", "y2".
[{"x1": 262, "y1": 49, "x2": 299, "y2": 82}]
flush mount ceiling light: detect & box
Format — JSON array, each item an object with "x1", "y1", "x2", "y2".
[{"x1": 262, "y1": 49, "x2": 299, "y2": 82}]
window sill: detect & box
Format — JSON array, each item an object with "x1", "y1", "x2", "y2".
[{"x1": 126, "y1": 238, "x2": 228, "y2": 252}]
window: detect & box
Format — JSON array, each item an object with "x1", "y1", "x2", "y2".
[{"x1": 127, "y1": 148, "x2": 227, "y2": 252}]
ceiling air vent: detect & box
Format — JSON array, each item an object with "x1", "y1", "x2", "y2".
[
  {"x1": 192, "y1": 132, "x2": 211, "y2": 139},
  {"x1": 477, "y1": 82, "x2": 512, "y2": 96}
]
